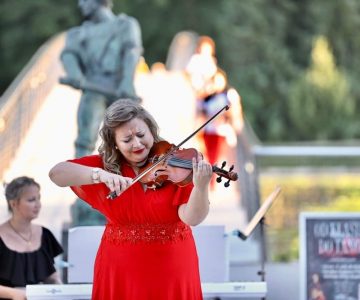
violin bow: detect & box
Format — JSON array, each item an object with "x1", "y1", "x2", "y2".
[{"x1": 107, "y1": 104, "x2": 230, "y2": 199}]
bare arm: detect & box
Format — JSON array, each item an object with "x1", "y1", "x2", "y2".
[
  {"x1": 227, "y1": 88, "x2": 243, "y2": 134},
  {"x1": 178, "y1": 155, "x2": 212, "y2": 226},
  {"x1": 49, "y1": 161, "x2": 132, "y2": 196},
  {"x1": 49, "y1": 161, "x2": 97, "y2": 187},
  {"x1": 0, "y1": 285, "x2": 26, "y2": 300},
  {"x1": 44, "y1": 271, "x2": 62, "y2": 284}
]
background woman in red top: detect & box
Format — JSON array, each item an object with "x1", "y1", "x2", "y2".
[{"x1": 49, "y1": 99, "x2": 212, "y2": 300}]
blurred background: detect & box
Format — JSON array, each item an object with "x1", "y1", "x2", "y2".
[
  {"x1": 1, "y1": 0, "x2": 360, "y2": 142},
  {"x1": 0, "y1": 0, "x2": 360, "y2": 298}
]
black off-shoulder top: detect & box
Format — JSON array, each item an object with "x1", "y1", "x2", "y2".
[{"x1": 0, "y1": 227, "x2": 63, "y2": 288}]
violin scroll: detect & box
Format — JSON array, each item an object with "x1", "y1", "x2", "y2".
[{"x1": 213, "y1": 161, "x2": 238, "y2": 188}]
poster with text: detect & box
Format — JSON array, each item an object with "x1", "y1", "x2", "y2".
[{"x1": 300, "y1": 212, "x2": 360, "y2": 300}]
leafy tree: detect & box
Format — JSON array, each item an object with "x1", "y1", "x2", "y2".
[
  {"x1": 114, "y1": 0, "x2": 226, "y2": 67},
  {"x1": 288, "y1": 36, "x2": 356, "y2": 140},
  {"x1": 1, "y1": 0, "x2": 359, "y2": 142},
  {"x1": 0, "y1": 0, "x2": 79, "y2": 93},
  {"x1": 322, "y1": 0, "x2": 360, "y2": 128},
  {"x1": 216, "y1": 0, "x2": 297, "y2": 141}
]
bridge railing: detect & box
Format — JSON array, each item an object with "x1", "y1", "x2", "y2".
[
  {"x1": 254, "y1": 145, "x2": 360, "y2": 158},
  {"x1": 0, "y1": 33, "x2": 65, "y2": 180}
]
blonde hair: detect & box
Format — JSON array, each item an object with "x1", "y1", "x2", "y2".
[
  {"x1": 98, "y1": 99, "x2": 161, "y2": 173},
  {"x1": 4, "y1": 176, "x2": 40, "y2": 212}
]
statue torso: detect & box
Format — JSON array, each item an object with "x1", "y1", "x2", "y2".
[{"x1": 66, "y1": 15, "x2": 134, "y2": 78}]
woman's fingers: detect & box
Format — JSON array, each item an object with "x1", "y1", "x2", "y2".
[
  {"x1": 192, "y1": 154, "x2": 212, "y2": 188},
  {"x1": 105, "y1": 175, "x2": 133, "y2": 196},
  {"x1": 192, "y1": 157, "x2": 198, "y2": 170},
  {"x1": 119, "y1": 177, "x2": 133, "y2": 194},
  {"x1": 113, "y1": 178, "x2": 121, "y2": 195},
  {"x1": 107, "y1": 178, "x2": 115, "y2": 190}
]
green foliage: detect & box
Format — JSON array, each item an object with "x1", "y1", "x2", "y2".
[
  {"x1": 261, "y1": 173, "x2": 360, "y2": 262},
  {"x1": 1, "y1": 0, "x2": 360, "y2": 142},
  {"x1": 269, "y1": 229, "x2": 298, "y2": 262},
  {"x1": 0, "y1": 0, "x2": 79, "y2": 92},
  {"x1": 114, "y1": 0, "x2": 226, "y2": 67},
  {"x1": 216, "y1": 0, "x2": 297, "y2": 141},
  {"x1": 288, "y1": 36, "x2": 358, "y2": 140}
]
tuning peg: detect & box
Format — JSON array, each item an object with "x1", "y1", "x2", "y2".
[
  {"x1": 221, "y1": 161, "x2": 226, "y2": 169},
  {"x1": 216, "y1": 175, "x2": 222, "y2": 183},
  {"x1": 224, "y1": 179, "x2": 230, "y2": 187},
  {"x1": 229, "y1": 165, "x2": 234, "y2": 172}
]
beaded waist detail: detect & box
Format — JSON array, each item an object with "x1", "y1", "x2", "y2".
[{"x1": 103, "y1": 222, "x2": 192, "y2": 244}]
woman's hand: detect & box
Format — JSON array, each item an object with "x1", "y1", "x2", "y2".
[
  {"x1": 192, "y1": 153, "x2": 212, "y2": 189},
  {"x1": 44, "y1": 271, "x2": 62, "y2": 284},
  {"x1": 0, "y1": 286, "x2": 26, "y2": 300},
  {"x1": 11, "y1": 288, "x2": 26, "y2": 300},
  {"x1": 178, "y1": 152, "x2": 211, "y2": 226},
  {"x1": 99, "y1": 169, "x2": 133, "y2": 196}
]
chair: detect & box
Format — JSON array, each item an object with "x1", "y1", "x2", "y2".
[{"x1": 67, "y1": 226, "x2": 104, "y2": 283}]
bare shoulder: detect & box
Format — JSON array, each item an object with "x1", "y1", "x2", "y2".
[
  {"x1": 0, "y1": 221, "x2": 10, "y2": 239},
  {"x1": 0, "y1": 221, "x2": 9, "y2": 231},
  {"x1": 32, "y1": 223, "x2": 42, "y2": 230},
  {"x1": 32, "y1": 223, "x2": 43, "y2": 236}
]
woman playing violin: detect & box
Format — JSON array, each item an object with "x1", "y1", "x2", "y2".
[{"x1": 49, "y1": 98, "x2": 212, "y2": 300}]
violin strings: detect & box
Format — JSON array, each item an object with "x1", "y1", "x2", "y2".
[
  {"x1": 169, "y1": 157, "x2": 218, "y2": 171},
  {"x1": 169, "y1": 157, "x2": 231, "y2": 178},
  {"x1": 168, "y1": 157, "x2": 193, "y2": 169}
]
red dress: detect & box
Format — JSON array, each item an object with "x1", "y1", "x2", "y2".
[{"x1": 69, "y1": 155, "x2": 203, "y2": 300}]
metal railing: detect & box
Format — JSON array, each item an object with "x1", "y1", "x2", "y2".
[
  {"x1": 0, "y1": 33, "x2": 65, "y2": 180},
  {"x1": 254, "y1": 145, "x2": 360, "y2": 157}
]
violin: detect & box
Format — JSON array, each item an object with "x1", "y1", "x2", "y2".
[
  {"x1": 107, "y1": 104, "x2": 237, "y2": 200},
  {"x1": 139, "y1": 140, "x2": 238, "y2": 189},
  {"x1": 107, "y1": 140, "x2": 238, "y2": 199}
]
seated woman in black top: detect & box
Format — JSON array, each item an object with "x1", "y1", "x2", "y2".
[{"x1": 0, "y1": 176, "x2": 63, "y2": 300}]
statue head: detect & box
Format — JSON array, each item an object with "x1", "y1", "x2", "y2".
[{"x1": 78, "y1": 0, "x2": 113, "y2": 18}]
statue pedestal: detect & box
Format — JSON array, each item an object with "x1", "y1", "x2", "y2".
[{"x1": 70, "y1": 198, "x2": 106, "y2": 226}]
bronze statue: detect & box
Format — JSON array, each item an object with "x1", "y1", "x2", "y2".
[
  {"x1": 59, "y1": 0, "x2": 143, "y2": 225},
  {"x1": 60, "y1": 0, "x2": 143, "y2": 158}
]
